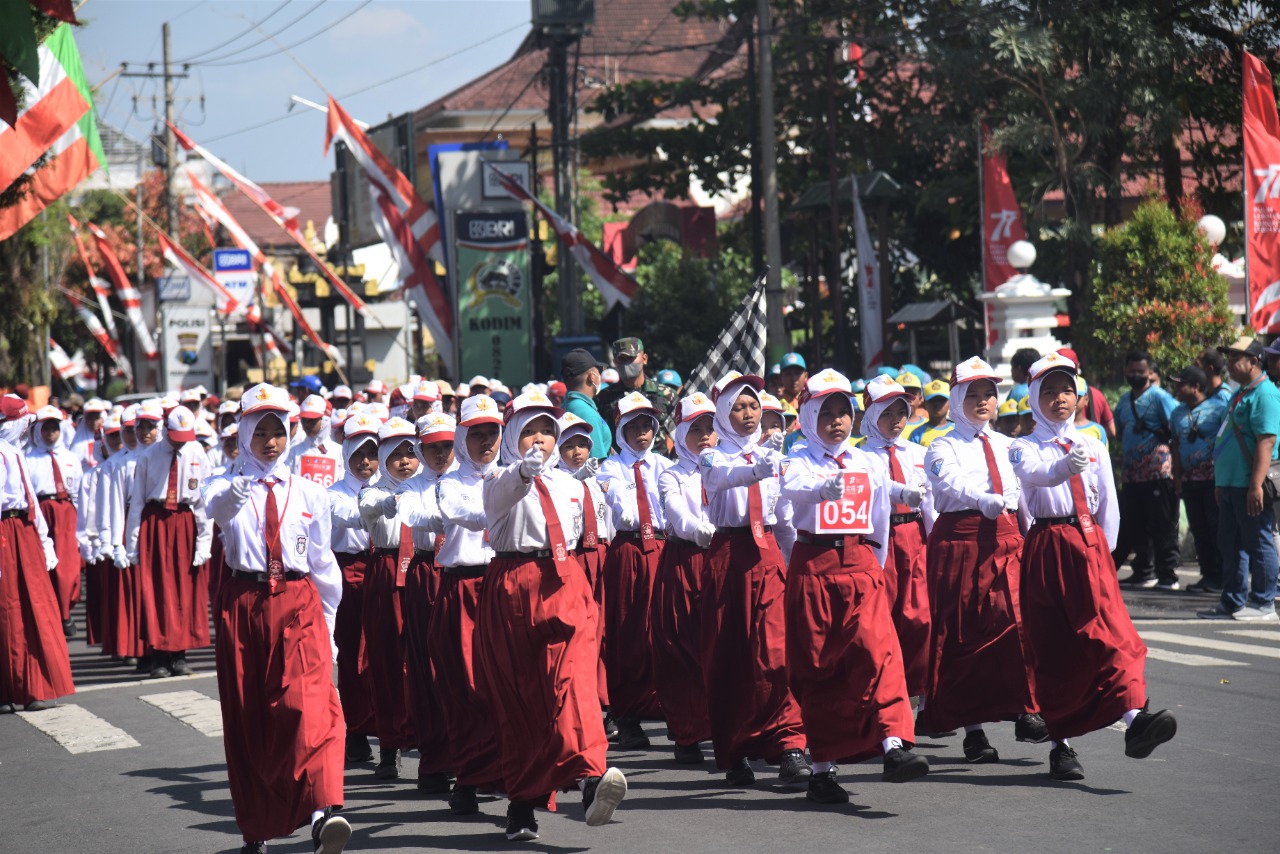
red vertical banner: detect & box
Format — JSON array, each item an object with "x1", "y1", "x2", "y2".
[
  {"x1": 1244, "y1": 52, "x2": 1280, "y2": 333},
  {"x1": 981, "y1": 125, "x2": 1027, "y2": 346}
]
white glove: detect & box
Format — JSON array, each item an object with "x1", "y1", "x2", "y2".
[
  {"x1": 520, "y1": 446, "x2": 545, "y2": 479},
  {"x1": 192, "y1": 551, "x2": 211, "y2": 568},
  {"x1": 819, "y1": 476, "x2": 845, "y2": 501},
  {"x1": 619, "y1": 508, "x2": 639, "y2": 530},
  {"x1": 693, "y1": 520, "x2": 717, "y2": 549},
  {"x1": 113, "y1": 545, "x2": 129, "y2": 569},
  {"x1": 229, "y1": 476, "x2": 254, "y2": 503},
  {"x1": 426, "y1": 513, "x2": 446, "y2": 535},
  {"x1": 1067, "y1": 443, "x2": 1090, "y2": 474},
  {"x1": 764, "y1": 431, "x2": 785, "y2": 453},
  {"x1": 96, "y1": 542, "x2": 112, "y2": 563},
  {"x1": 79, "y1": 540, "x2": 94, "y2": 562},
  {"x1": 381, "y1": 492, "x2": 400, "y2": 516},
  {"x1": 46, "y1": 550, "x2": 58, "y2": 572},
  {"x1": 751, "y1": 456, "x2": 778, "y2": 480},
  {"x1": 573, "y1": 457, "x2": 600, "y2": 481},
  {"x1": 126, "y1": 549, "x2": 139, "y2": 566},
  {"x1": 900, "y1": 486, "x2": 925, "y2": 509},
  {"x1": 977, "y1": 492, "x2": 1006, "y2": 520}
]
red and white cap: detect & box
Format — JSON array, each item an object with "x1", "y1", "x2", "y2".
[
  {"x1": 194, "y1": 418, "x2": 215, "y2": 441},
  {"x1": 34, "y1": 404, "x2": 63, "y2": 422},
  {"x1": 103, "y1": 413, "x2": 122, "y2": 434},
  {"x1": 0, "y1": 394, "x2": 28, "y2": 422},
  {"x1": 287, "y1": 402, "x2": 301, "y2": 423},
  {"x1": 84, "y1": 398, "x2": 110, "y2": 414},
  {"x1": 217, "y1": 399, "x2": 240, "y2": 416},
  {"x1": 219, "y1": 424, "x2": 239, "y2": 440},
  {"x1": 460, "y1": 394, "x2": 503, "y2": 427},
  {"x1": 179, "y1": 388, "x2": 201, "y2": 404},
  {"x1": 436, "y1": 380, "x2": 456, "y2": 398},
  {"x1": 505, "y1": 388, "x2": 558, "y2": 423},
  {"x1": 414, "y1": 379, "x2": 441, "y2": 402},
  {"x1": 159, "y1": 396, "x2": 179, "y2": 415},
  {"x1": 343, "y1": 412, "x2": 382, "y2": 439},
  {"x1": 135, "y1": 400, "x2": 165, "y2": 422},
  {"x1": 758, "y1": 391, "x2": 784, "y2": 412},
  {"x1": 332, "y1": 384, "x2": 353, "y2": 400},
  {"x1": 364, "y1": 402, "x2": 390, "y2": 420},
  {"x1": 300, "y1": 394, "x2": 327, "y2": 418},
  {"x1": 378, "y1": 416, "x2": 416, "y2": 443},
  {"x1": 558, "y1": 411, "x2": 593, "y2": 436},
  {"x1": 365, "y1": 379, "x2": 387, "y2": 396},
  {"x1": 711, "y1": 370, "x2": 764, "y2": 401},
  {"x1": 240, "y1": 383, "x2": 292, "y2": 415},
  {"x1": 418, "y1": 412, "x2": 457, "y2": 444},
  {"x1": 616, "y1": 390, "x2": 660, "y2": 419},
  {"x1": 1028, "y1": 351, "x2": 1077, "y2": 381},
  {"x1": 861, "y1": 374, "x2": 911, "y2": 408},
  {"x1": 950, "y1": 356, "x2": 1001, "y2": 385},
  {"x1": 121, "y1": 404, "x2": 140, "y2": 427},
  {"x1": 166, "y1": 406, "x2": 197, "y2": 442},
  {"x1": 677, "y1": 391, "x2": 716, "y2": 423}
]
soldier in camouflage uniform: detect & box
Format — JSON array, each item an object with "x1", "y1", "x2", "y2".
[{"x1": 596, "y1": 337, "x2": 678, "y2": 455}]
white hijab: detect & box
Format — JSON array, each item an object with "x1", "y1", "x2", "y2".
[
  {"x1": 456, "y1": 421, "x2": 501, "y2": 478},
  {"x1": 501, "y1": 407, "x2": 560, "y2": 473},
  {"x1": 376, "y1": 436, "x2": 422, "y2": 488},
  {"x1": 949, "y1": 378, "x2": 998, "y2": 440},
  {"x1": 1028, "y1": 368, "x2": 1080, "y2": 443},
  {"x1": 341, "y1": 433, "x2": 378, "y2": 481},
  {"x1": 713, "y1": 379, "x2": 761, "y2": 456},
  {"x1": 237, "y1": 411, "x2": 292, "y2": 481},
  {"x1": 674, "y1": 414, "x2": 715, "y2": 468},
  {"x1": 861, "y1": 395, "x2": 911, "y2": 450},
  {"x1": 798, "y1": 390, "x2": 857, "y2": 458},
  {"x1": 616, "y1": 409, "x2": 657, "y2": 466}
]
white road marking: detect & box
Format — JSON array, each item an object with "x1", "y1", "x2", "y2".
[
  {"x1": 75, "y1": 672, "x2": 216, "y2": 694},
  {"x1": 1138, "y1": 631, "x2": 1280, "y2": 660},
  {"x1": 1221, "y1": 629, "x2": 1280, "y2": 642},
  {"x1": 15, "y1": 705, "x2": 140, "y2": 754},
  {"x1": 1144, "y1": 647, "x2": 1246, "y2": 667},
  {"x1": 140, "y1": 690, "x2": 223, "y2": 737}
]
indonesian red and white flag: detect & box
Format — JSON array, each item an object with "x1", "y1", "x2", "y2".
[
  {"x1": 852, "y1": 185, "x2": 883, "y2": 369},
  {"x1": 87, "y1": 221, "x2": 157, "y2": 360},
  {"x1": 170, "y1": 122, "x2": 368, "y2": 316},
  {"x1": 1244, "y1": 52, "x2": 1280, "y2": 334},
  {"x1": 981, "y1": 124, "x2": 1028, "y2": 346},
  {"x1": 67, "y1": 213, "x2": 120, "y2": 343},
  {"x1": 156, "y1": 232, "x2": 241, "y2": 317},
  {"x1": 489, "y1": 165, "x2": 638, "y2": 310},
  {"x1": 48, "y1": 337, "x2": 82, "y2": 381}
]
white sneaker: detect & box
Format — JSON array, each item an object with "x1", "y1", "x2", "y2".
[{"x1": 1232, "y1": 604, "x2": 1279, "y2": 621}]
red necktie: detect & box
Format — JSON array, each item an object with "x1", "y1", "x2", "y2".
[
  {"x1": 397, "y1": 522, "x2": 413, "y2": 588},
  {"x1": 884, "y1": 445, "x2": 912, "y2": 515},
  {"x1": 165, "y1": 450, "x2": 180, "y2": 510},
  {"x1": 581, "y1": 481, "x2": 599, "y2": 549},
  {"x1": 533, "y1": 476, "x2": 571, "y2": 567},
  {"x1": 17, "y1": 457, "x2": 38, "y2": 524},
  {"x1": 977, "y1": 432, "x2": 1004, "y2": 495},
  {"x1": 262, "y1": 478, "x2": 285, "y2": 594},
  {"x1": 632, "y1": 460, "x2": 656, "y2": 552},
  {"x1": 50, "y1": 455, "x2": 68, "y2": 500},
  {"x1": 742, "y1": 452, "x2": 769, "y2": 549},
  {"x1": 1055, "y1": 439, "x2": 1099, "y2": 548}
]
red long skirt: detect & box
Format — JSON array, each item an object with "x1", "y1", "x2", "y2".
[
  {"x1": 137, "y1": 505, "x2": 210, "y2": 652},
  {"x1": 333, "y1": 551, "x2": 375, "y2": 735},
  {"x1": 786, "y1": 540, "x2": 913, "y2": 764},
  {"x1": 360, "y1": 549, "x2": 416, "y2": 750},
  {"x1": 576, "y1": 543, "x2": 609, "y2": 706},
  {"x1": 882, "y1": 517, "x2": 931, "y2": 697},
  {"x1": 701, "y1": 529, "x2": 805, "y2": 769},
  {"x1": 475, "y1": 554, "x2": 606, "y2": 803},
  {"x1": 650, "y1": 538, "x2": 710, "y2": 746},
  {"x1": 207, "y1": 525, "x2": 228, "y2": 611},
  {"x1": 917, "y1": 511, "x2": 1036, "y2": 733},
  {"x1": 0, "y1": 516, "x2": 74, "y2": 705},
  {"x1": 216, "y1": 575, "x2": 344, "y2": 842},
  {"x1": 602, "y1": 536, "x2": 663, "y2": 719},
  {"x1": 112, "y1": 562, "x2": 144, "y2": 659},
  {"x1": 1021, "y1": 522, "x2": 1148, "y2": 739},
  {"x1": 39, "y1": 498, "x2": 79, "y2": 622},
  {"x1": 86, "y1": 557, "x2": 107, "y2": 647},
  {"x1": 427, "y1": 569, "x2": 502, "y2": 788},
  {"x1": 403, "y1": 553, "x2": 449, "y2": 776}
]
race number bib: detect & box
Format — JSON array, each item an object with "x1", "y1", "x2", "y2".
[
  {"x1": 814, "y1": 471, "x2": 873, "y2": 535},
  {"x1": 299, "y1": 456, "x2": 337, "y2": 487}
]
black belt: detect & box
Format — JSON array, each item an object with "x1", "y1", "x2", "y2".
[
  {"x1": 615, "y1": 530, "x2": 666, "y2": 542},
  {"x1": 890, "y1": 511, "x2": 922, "y2": 526},
  {"x1": 230, "y1": 568, "x2": 305, "y2": 583},
  {"x1": 1032, "y1": 514, "x2": 1090, "y2": 528},
  {"x1": 146, "y1": 499, "x2": 192, "y2": 510},
  {"x1": 414, "y1": 549, "x2": 436, "y2": 560},
  {"x1": 1, "y1": 508, "x2": 27, "y2": 520},
  {"x1": 795, "y1": 530, "x2": 882, "y2": 551},
  {"x1": 667, "y1": 535, "x2": 702, "y2": 548},
  {"x1": 36, "y1": 494, "x2": 70, "y2": 503},
  {"x1": 441, "y1": 564, "x2": 487, "y2": 578},
  {"x1": 720, "y1": 525, "x2": 773, "y2": 534},
  {"x1": 495, "y1": 549, "x2": 553, "y2": 560}
]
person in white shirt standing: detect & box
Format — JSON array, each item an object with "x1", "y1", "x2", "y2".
[
  {"x1": 25, "y1": 406, "x2": 84, "y2": 637},
  {"x1": 291, "y1": 394, "x2": 344, "y2": 486},
  {"x1": 84, "y1": 413, "x2": 122, "y2": 650},
  {"x1": 204, "y1": 383, "x2": 350, "y2": 854}
]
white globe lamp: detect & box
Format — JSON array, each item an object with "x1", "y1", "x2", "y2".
[
  {"x1": 1007, "y1": 240, "x2": 1036, "y2": 271},
  {"x1": 1197, "y1": 214, "x2": 1226, "y2": 248}
]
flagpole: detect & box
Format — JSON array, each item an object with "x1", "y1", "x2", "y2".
[
  {"x1": 977, "y1": 119, "x2": 990, "y2": 356},
  {"x1": 757, "y1": 0, "x2": 786, "y2": 360}
]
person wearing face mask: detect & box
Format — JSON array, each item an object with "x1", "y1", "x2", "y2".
[
  {"x1": 919, "y1": 357, "x2": 1048, "y2": 762},
  {"x1": 596, "y1": 338, "x2": 677, "y2": 445},
  {"x1": 25, "y1": 407, "x2": 84, "y2": 638},
  {"x1": 0, "y1": 395, "x2": 73, "y2": 715},
  {"x1": 1167, "y1": 366, "x2": 1226, "y2": 595},
  {"x1": 1112, "y1": 349, "x2": 1181, "y2": 590},
  {"x1": 1010, "y1": 353, "x2": 1177, "y2": 781},
  {"x1": 204, "y1": 383, "x2": 351, "y2": 854},
  {"x1": 327, "y1": 412, "x2": 383, "y2": 766},
  {"x1": 477, "y1": 389, "x2": 627, "y2": 842},
  {"x1": 781, "y1": 370, "x2": 929, "y2": 805},
  {"x1": 560, "y1": 348, "x2": 613, "y2": 460},
  {"x1": 698, "y1": 371, "x2": 810, "y2": 789},
  {"x1": 357, "y1": 417, "x2": 423, "y2": 781},
  {"x1": 427, "y1": 395, "x2": 504, "y2": 817}
]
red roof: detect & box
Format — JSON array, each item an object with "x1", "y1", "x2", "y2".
[{"x1": 220, "y1": 181, "x2": 332, "y2": 250}]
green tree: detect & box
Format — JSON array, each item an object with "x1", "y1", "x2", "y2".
[{"x1": 1082, "y1": 198, "x2": 1234, "y2": 382}]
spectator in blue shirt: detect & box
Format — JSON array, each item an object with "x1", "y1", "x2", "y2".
[
  {"x1": 560, "y1": 348, "x2": 612, "y2": 460},
  {"x1": 1168, "y1": 366, "x2": 1227, "y2": 594},
  {"x1": 1197, "y1": 347, "x2": 1234, "y2": 406},
  {"x1": 1112, "y1": 349, "x2": 1180, "y2": 590}
]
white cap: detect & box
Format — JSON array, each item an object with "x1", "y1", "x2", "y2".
[
  {"x1": 601, "y1": 368, "x2": 619, "y2": 384},
  {"x1": 506, "y1": 388, "x2": 557, "y2": 420},
  {"x1": 377, "y1": 416, "x2": 416, "y2": 443},
  {"x1": 179, "y1": 388, "x2": 201, "y2": 403},
  {"x1": 121, "y1": 404, "x2": 140, "y2": 426},
  {"x1": 83, "y1": 398, "x2": 110, "y2": 414},
  {"x1": 414, "y1": 379, "x2": 441, "y2": 402},
  {"x1": 300, "y1": 394, "x2": 327, "y2": 418},
  {"x1": 861, "y1": 374, "x2": 910, "y2": 408},
  {"x1": 365, "y1": 379, "x2": 387, "y2": 395},
  {"x1": 103, "y1": 413, "x2": 122, "y2": 434},
  {"x1": 711, "y1": 370, "x2": 764, "y2": 401},
  {"x1": 799, "y1": 368, "x2": 854, "y2": 405},
  {"x1": 33, "y1": 405, "x2": 63, "y2": 422},
  {"x1": 219, "y1": 424, "x2": 239, "y2": 440},
  {"x1": 459, "y1": 394, "x2": 503, "y2": 427},
  {"x1": 240, "y1": 383, "x2": 291, "y2": 416},
  {"x1": 217, "y1": 399, "x2": 240, "y2": 416},
  {"x1": 950, "y1": 356, "x2": 1001, "y2": 385},
  {"x1": 417, "y1": 412, "x2": 457, "y2": 443},
  {"x1": 332, "y1": 384, "x2": 353, "y2": 399},
  {"x1": 342, "y1": 411, "x2": 382, "y2": 439},
  {"x1": 758, "y1": 391, "x2": 784, "y2": 412},
  {"x1": 166, "y1": 407, "x2": 197, "y2": 442},
  {"x1": 468, "y1": 375, "x2": 490, "y2": 389},
  {"x1": 364, "y1": 402, "x2": 390, "y2": 420},
  {"x1": 616, "y1": 390, "x2": 659, "y2": 419},
  {"x1": 135, "y1": 399, "x2": 165, "y2": 422},
  {"x1": 1028, "y1": 351, "x2": 1077, "y2": 381},
  {"x1": 677, "y1": 392, "x2": 715, "y2": 423}
]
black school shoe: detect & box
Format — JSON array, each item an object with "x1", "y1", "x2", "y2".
[
  {"x1": 1049, "y1": 744, "x2": 1085, "y2": 781},
  {"x1": 0, "y1": 703, "x2": 15, "y2": 714},
  {"x1": 169, "y1": 652, "x2": 191, "y2": 676},
  {"x1": 417, "y1": 771, "x2": 452, "y2": 795},
  {"x1": 449, "y1": 784, "x2": 479, "y2": 816},
  {"x1": 345, "y1": 732, "x2": 374, "y2": 763},
  {"x1": 582, "y1": 767, "x2": 628, "y2": 827},
  {"x1": 777, "y1": 748, "x2": 812, "y2": 785},
  {"x1": 149, "y1": 652, "x2": 172, "y2": 679},
  {"x1": 602, "y1": 711, "x2": 619, "y2": 742},
  {"x1": 882, "y1": 747, "x2": 929, "y2": 783},
  {"x1": 23, "y1": 699, "x2": 56, "y2": 712},
  {"x1": 374, "y1": 748, "x2": 401, "y2": 780},
  {"x1": 614, "y1": 717, "x2": 650, "y2": 750},
  {"x1": 1014, "y1": 713, "x2": 1051, "y2": 743},
  {"x1": 311, "y1": 808, "x2": 351, "y2": 854},
  {"x1": 240, "y1": 843, "x2": 266, "y2": 854},
  {"x1": 62, "y1": 618, "x2": 76, "y2": 638},
  {"x1": 806, "y1": 771, "x2": 850, "y2": 804},
  {"x1": 725, "y1": 757, "x2": 755, "y2": 786},
  {"x1": 962, "y1": 730, "x2": 1000, "y2": 763},
  {"x1": 673, "y1": 742, "x2": 704, "y2": 764},
  {"x1": 1125, "y1": 709, "x2": 1178, "y2": 759},
  {"x1": 505, "y1": 800, "x2": 539, "y2": 842}
]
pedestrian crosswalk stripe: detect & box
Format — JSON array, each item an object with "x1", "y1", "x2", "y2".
[
  {"x1": 1221, "y1": 629, "x2": 1280, "y2": 643},
  {"x1": 16, "y1": 704, "x2": 140, "y2": 754},
  {"x1": 140, "y1": 690, "x2": 223, "y2": 738},
  {"x1": 76, "y1": 672, "x2": 215, "y2": 694},
  {"x1": 1144, "y1": 648, "x2": 1246, "y2": 667},
  {"x1": 1138, "y1": 631, "x2": 1280, "y2": 660}
]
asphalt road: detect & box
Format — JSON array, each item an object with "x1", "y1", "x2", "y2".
[{"x1": 2, "y1": 562, "x2": 1276, "y2": 854}]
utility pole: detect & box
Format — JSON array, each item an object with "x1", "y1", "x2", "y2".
[
  {"x1": 163, "y1": 22, "x2": 178, "y2": 236},
  {"x1": 757, "y1": 0, "x2": 786, "y2": 359},
  {"x1": 824, "y1": 45, "x2": 846, "y2": 368}
]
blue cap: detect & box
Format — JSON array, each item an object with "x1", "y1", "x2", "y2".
[
  {"x1": 851, "y1": 378, "x2": 867, "y2": 394},
  {"x1": 290, "y1": 375, "x2": 323, "y2": 393},
  {"x1": 656, "y1": 369, "x2": 682, "y2": 389},
  {"x1": 491, "y1": 390, "x2": 512, "y2": 406},
  {"x1": 780, "y1": 352, "x2": 806, "y2": 370},
  {"x1": 768, "y1": 363, "x2": 782, "y2": 376},
  {"x1": 873, "y1": 365, "x2": 899, "y2": 379}
]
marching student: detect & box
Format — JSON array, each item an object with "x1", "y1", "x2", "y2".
[
  {"x1": 859, "y1": 375, "x2": 933, "y2": 699},
  {"x1": 427, "y1": 394, "x2": 504, "y2": 816},
  {"x1": 1011, "y1": 352, "x2": 1177, "y2": 779},
  {"x1": 25, "y1": 406, "x2": 84, "y2": 637},
  {"x1": 699, "y1": 371, "x2": 809, "y2": 787},
  {"x1": 598, "y1": 391, "x2": 672, "y2": 749},
  {"x1": 326, "y1": 411, "x2": 382, "y2": 765},
  {"x1": 291, "y1": 394, "x2": 344, "y2": 485},
  {"x1": 126, "y1": 406, "x2": 214, "y2": 679},
  {"x1": 781, "y1": 370, "x2": 928, "y2": 804},
  {"x1": 103, "y1": 404, "x2": 147, "y2": 667},
  {"x1": 477, "y1": 389, "x2": 626, "y2": 842},
  {"x1": 0, "y1": 395, "x2": 74, "y2": 714},
  {"x1": 758, "y1": 391, "x2": 787, "y2": 446},
  {"x1": 204, "y1": 383, "x2": 350, "y2": 854},
  {"x1": 652, "y1": 392, "x2": 719, "y2": 764},
  {"x1": 357, "y1": 417, "x2": 422, "y2": 780},
  {"x1": 920, "y1": 357, "x2": 1047, "y2": 761},
  {"x1": 84, "y1": 413, "x2": 123, "y2": 649}
]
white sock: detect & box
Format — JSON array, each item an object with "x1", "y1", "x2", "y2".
[
  {"x1": 882, "y1": 736, "x2": 904, "y2": 752},
  {"x1": 964, "y1": 724, "x2": 984, "y2": 734},
  {"x1": 812, "y1": 760, "x2": 833, "y2": 774},
  {"x1": 1122, "y1": 709, "x2": 1140, "y2": 727},
  {"x1": 1051, "y1": 739, "x2": 1071, "y2": 749},
  {"x1": 311, "y1": 810, "x2": 325, "y2": 827}
]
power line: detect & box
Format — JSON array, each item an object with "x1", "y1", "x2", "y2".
[
  {"x1": 198, "y1": 1, "x2": 376, "y2": 69},
  {"x1": 187, "y1": 0, "x2": 327, "y2": 66},
  {"x1": 173, "y1": 0, "x2": 293, "y2": 64}
]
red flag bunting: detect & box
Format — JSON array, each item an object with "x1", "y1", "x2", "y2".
[{"x1": 1245, "y1": 52, "x2": 1280, "y2": 333}]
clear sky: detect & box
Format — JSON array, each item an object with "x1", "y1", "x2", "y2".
[{"x1": 77, "y1": 0, "x2": 533, "y2": 182}]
